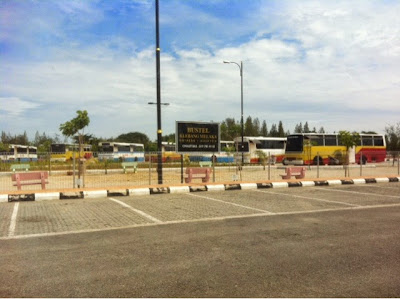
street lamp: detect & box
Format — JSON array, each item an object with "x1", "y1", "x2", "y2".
[{"x1": 223, "y1": 60, "x2": 244, "y2": 165}]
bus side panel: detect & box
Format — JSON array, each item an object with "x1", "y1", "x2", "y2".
[{"x1": 355, "y1": 147, "x2": 386, "y2": 163}]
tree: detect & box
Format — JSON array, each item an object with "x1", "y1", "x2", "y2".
[
  {"x1": 59, "y1": 110, "x2": 90, "y2": 184},
  {"x1": 260, "y1": 121, "x2": 268, "y2": 137},
  {"x1": 294, "y1": 122, "x2": 303, "y2": 133},
  {"x1": 59, "y1": 110, "x2": 90, "y2": 148},
  {"x1": 303, "y1": 122, "x2": 310, "y2": 133},
  {"x1": 244, "y1": 116, "x2": 255, "y2": 136},
  {"x1": 385, "y1": 123, "x2": 400, "y2": 165},
  {"x1": 385, "y1": 123, "x2": 400, "y2": 151},
  {"x1": 116, "y1": 132, "x2": 151, "y2": 150},
  {"x1": 278, "y1": 121, "x2": 285, "y2": 137},
  {"x1": 221, "y1": 118, "x2": 240, "y2": 140},
  {"x1": 339, "y1": 130, "x2": 360, "y2": 175},
  {"x1": 269, "y1": 124, "x2": 278, "y2": 137}
]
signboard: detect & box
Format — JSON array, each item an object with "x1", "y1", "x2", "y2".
[{"x1": 176, "y1": 121, "x2": 220, "y2": 153}]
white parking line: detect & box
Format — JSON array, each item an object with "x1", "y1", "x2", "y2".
[
  {"x1": 109, "y1": 198, "x2": 162, "y2": 223},
  {"x1": 3, "y1": 202, "x2": 400, "y2": 240},
  {"x1": 188, "y1": 193, "x2": 275, "y2": 214},
  {"x1": 255, "y1": 189, "x2": 361, "y2": 207},
  {"x1": 319, "y1": 187, "x2": 400, "y2": 199},
  {"x1": 8, "y1": 202, "x2": 19, "y2": 237}
]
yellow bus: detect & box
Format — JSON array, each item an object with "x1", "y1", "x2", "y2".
[
  {"x1": 50, "y1": 143, "x2": 93, "y2": 162},
  {"x1": 283, "y1": 133, "x2": 386, "y2": 165}
]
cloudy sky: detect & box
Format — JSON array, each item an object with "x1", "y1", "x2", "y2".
[{"x1": 1, "y1": 0, "x2": 399, "y2": 141}]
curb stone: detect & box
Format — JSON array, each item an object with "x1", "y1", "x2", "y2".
[{"x1": 2, "y1": 177, "x2": 399, "y2": 202}]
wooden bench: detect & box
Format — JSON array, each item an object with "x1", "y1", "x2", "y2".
[
  {"x1": 199, "y1": 161, "x2": 212, "y2": 167},
  {"x1": 11, "y1": 172, "x2": 49, "y2": 190},
  {"x1": 280, "y1": 167, "x2": 306, "y2": 179},
  {"x1": 10, "y1": 164, "x2": 30, "y2": 172},
  {"x1": 185, "y1": 167, "x2": 212, "y2": 183},
  {"x1": 121, "y1": 162, "x2": 138, "y2": 173}
]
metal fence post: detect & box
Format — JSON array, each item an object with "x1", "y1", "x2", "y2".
[
  {"x1": 360, "y1": 150, "x2": 362, "y2": 177},
  {"x1": 149, "y1": 152, "x2": 152, "y2": 185},
  {"x1": 268, "y1": 152, "x2": 271, "y2": 180},
  {"x1": 317, "y1": 152, "x2": 320, "y2": 178},
  {"x1": 398, "y1": 152, "x2": 400, "y2": 175}
]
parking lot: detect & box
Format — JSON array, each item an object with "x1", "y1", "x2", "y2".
[{"x1": 1, "y1": 182, "x2": 400, "y2": 297}]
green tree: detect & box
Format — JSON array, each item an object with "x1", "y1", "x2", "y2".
[
  {"x1": 339, "y1": 130, "x2": 360, "y2": 175},
  {"x1": 269, "y1": 124, "x2": 278, "y2": 137},
  {"x1": 59, "y1": 110, "x2": 90, "y2": 184},
  {"x1": 303, "y1": 122, "x2": 310, "y2": 133},
  {"x1": 260, "y1": 121, "x2": 268, "y2": 137},
  {"x1": 221, "y1": 118, "x2": 240, "y2": 140},
  {"x1": 294, "y1": 122, "x2": 303, "y2": 133},
  {"x1": 278, "y1": 121, "x2": 285, "y2": 137},
  {"x1": 116, "y1": 132, "x2": 151, "y2": 150}
]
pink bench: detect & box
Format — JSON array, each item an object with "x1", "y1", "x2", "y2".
[
  {"x1": 280, "y1": 167, "x2": 306, "y2": 179},
  {"x1": 11, "y1": 172, "x2": 49, "y2": 190},
  {"x1": 185, "y1": 167, "x2": 212, "y2": 183}
]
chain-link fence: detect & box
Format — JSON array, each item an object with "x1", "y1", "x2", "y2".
[{"x1": 1, "y1": 151, "x2": 399, "y2": 193}]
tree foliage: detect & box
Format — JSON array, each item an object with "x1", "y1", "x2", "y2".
[{"x1": 385, "y1": 123, "x2": 400, "y2": 151}]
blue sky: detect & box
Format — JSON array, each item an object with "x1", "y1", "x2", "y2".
[{"x1": 1, "y1": 0, "x2": 399, "y2": 141}]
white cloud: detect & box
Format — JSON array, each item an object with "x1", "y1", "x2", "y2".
[
  {"x1": 0, "y1": 97, "x2": 40, "y2": 117},
  {"x1": 1, "y1": 0, "x2": 399, "y2": 140}
]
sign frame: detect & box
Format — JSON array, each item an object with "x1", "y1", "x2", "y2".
[{"x1": 175, "y1": 121, "x2": 221, "y2": 153}]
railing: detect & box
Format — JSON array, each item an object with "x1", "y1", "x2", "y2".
[{"x1": 0, "y1": 151, "x2": 399, "y2": 193}]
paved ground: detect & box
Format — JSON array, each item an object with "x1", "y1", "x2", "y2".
[{"x1": 0, "y1": 182, "x2": 400, "y2": 297}]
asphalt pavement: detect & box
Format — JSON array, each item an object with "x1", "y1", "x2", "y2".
[{"x1": 1, "y1": 182, "x2": 399, "y2": 297}]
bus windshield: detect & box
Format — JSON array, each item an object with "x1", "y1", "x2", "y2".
[{"x1": 286, "y1": 135, "x2": 303, "y2": 152}]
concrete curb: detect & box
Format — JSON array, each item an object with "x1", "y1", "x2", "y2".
[{"x1": 2, "y1": 176, "x2": 399, "y2": 202}]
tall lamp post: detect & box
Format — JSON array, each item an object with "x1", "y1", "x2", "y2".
[
  {"x1": 223, "y1": 60, "x2": 244, "y2": 165},
  {"x1": 155, "y1": 0, "x2": 163, "y2": 184}
]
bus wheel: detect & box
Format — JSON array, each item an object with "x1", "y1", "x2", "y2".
[
  {"x1": 313, "y1": 156, "x2": 323, "y2": 165},
  {"x1": 282, "y1": 158, "x2": 288, "y2": 165}
]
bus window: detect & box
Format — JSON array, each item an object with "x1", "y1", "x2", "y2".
[
  {"x1": 373, "y1": 136, "x2": 384, "y2": 146},
  {"x1": 286, "y1": 135, "x2": 303, "y2": 152},
  {"x1": 101, "y1": 145, "x2": 114, "y2": 152},
  {"x1": 361, "y1": 136, "x2": 373, "y2": 146},
  {"x1": 309, "y1": 135, "x2": 323, "y2": 146},
  {"x1": 117, "y1": 145, "x2": 131, "y2": 152},
  {"x1": 51, "y1": 144, "x2": 66, "y2": 153},
  {"x1": 236, "y1": 142, "x2": 249, "y2": 152},
  {"x1": 325, "y1": 135, "x2": 337, "y2": 146}
]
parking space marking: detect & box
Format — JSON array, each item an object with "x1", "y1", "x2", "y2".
[
  {"x1": 360, "y1": 185, "x2": 400, "y2": 190},
  {"x1": 188, "y1": 193, "x2": 275, "y2": 214},
  {"x1": 8, "y1": 202, "x2": 19, "y2": 237},
  {"x1": 319, "y1": 187, "x2": 400, "y2": 199},
  {"x1": 255, "y1": 190, "x2": 361, "y2": 207},
  {"x1": 109, "y1": 198, "x2": 162, "y2": 223}
]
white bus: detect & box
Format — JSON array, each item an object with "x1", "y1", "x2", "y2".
[
  {"x1": 0, "y1": 144, "x2": 38, "y2": 162},
  {"x1": 187, "y1": 140, "x2": 235, "y2": 163},
  {"x1": 234, "y1": 136, "x2": 287, "y2": 164},
  {"x1": 98, "y1": 142, "x2": 145, "y2": 162}
]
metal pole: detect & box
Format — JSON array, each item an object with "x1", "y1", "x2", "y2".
[
  {"x1": 240, "y1": 61, "x2": 244, "y2": 166},
  {"x1": 268, "y1": 152, "x2": 271, "y2": 180},
  {"x1": 360, "y1": 150, "x2": 362, "y2": 176},
  {"x1": 317, "y1": 152, "x2": 320, "y2": 178},
  {"x1": 155, "y1": 0, "x2": 163, "y2": 184}
]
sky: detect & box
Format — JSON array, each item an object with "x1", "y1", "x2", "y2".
[{"x1": 1, "y1": 0, "x2": 399, "y2": 142}]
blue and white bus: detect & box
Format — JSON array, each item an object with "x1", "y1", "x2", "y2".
[
  {"x1": 98, "y1": 142, "x2": 145, "y2": 162},
  {"x1": 0, "y1": 144, "x2": 38, "y2": 162}
]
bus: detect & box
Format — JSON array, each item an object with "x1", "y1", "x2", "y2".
[
  {"x1": 0, "y1": 144, "x2": 37, "y2": 162},
  {"x1": 283, "y1": 133, "x2": 386, "y2": 165},
  {"x1": 187, "y1": 141, "x2": 235, "y2": 163},
  {"x1": 50, "y1": 143, "x2": 93, "y2": 162},
  {"x1": 98, "y1": 142, "x2": 145, "y2": 162},
  {"x1": 234, "y1": 136, "x2": 287, "y2": 164}
]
